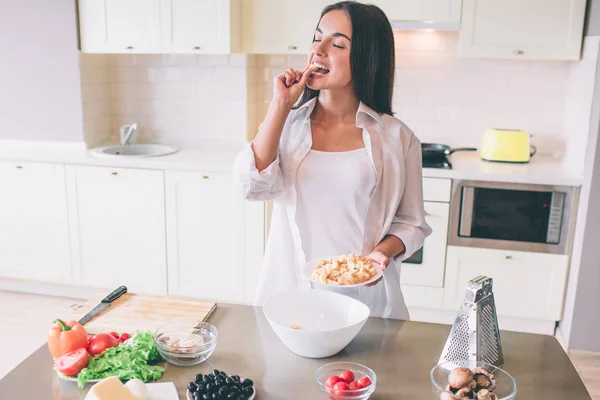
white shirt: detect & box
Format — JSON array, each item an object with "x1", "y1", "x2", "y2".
[
  {"x1": 296, "y1": 148, "x2": 376, "y2": 262},
  {"x1": 233, "y1": 98, "x2": 432, "y2": 320}
]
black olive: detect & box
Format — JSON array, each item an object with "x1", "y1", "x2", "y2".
[
  {"x1": 205, "y1": 383, "x2": 215, "y2": 393},
  {"x1": 188, "y1": 382, "x2": 199, "y2": 392},
  {"x1": 211, "y1": 393, "x2": 218, "y2": 400},
  {"x1": 225, "y1": 377, "x2": 234, "y2": 385},
  {"x1": 194, "y1": 375, "x2": 204, "y2": 384},
  {"x1": 203, "y1": 375, "x2": 212, "y2": 383},
  {"x1": 219, "y1": 386, "x2": 230, "y2": 395},
  {"x1": 201, "y1": 394, "x2": 211, "y2": 400},
  {"x1": 226, "y1": 393, "x2": 237, "y2": 400},
  {"x1": 213, "y1": 369, "x2": 221, "y2": 376},
  {"x1": 236, "y1": 395, "x2": 248, "y2": 400},
  {"x1": 193, "y1": 392, "x2": 202, "y2": 400},
  {"x1": 230, "y1": 385, "x2": 241, "y2": 393},
  {"x1": 241, "y1": 379, "x2": 254, "y2": 388},
  {"x1": 196, "y1": 383, "x2": 206, "y2": 394},
  {"x1": 231, "y1": 375, "x2": 241, "y2": 383},
  {"x1": 243, "y1": 386, "x2": 254, "y2": 396}
]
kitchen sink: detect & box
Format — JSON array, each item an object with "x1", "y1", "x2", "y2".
[{"x1": 91, "y1": 144, "x2": 178, "y2": 158}]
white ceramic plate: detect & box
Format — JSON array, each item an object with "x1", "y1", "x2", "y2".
[
  {"x1": 56, "y1": 370, "x2": 101, "y2": 384},
  {"x1": 186, "y1": 380, "x2": 255, "y2": 400},
  {"x1": 303, "y1": 259, "x2": 383, "y2": 288}
]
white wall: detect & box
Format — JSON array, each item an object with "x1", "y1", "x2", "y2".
[{"x1": 0, "y1": 0, "x2": 84, "y2": 142}]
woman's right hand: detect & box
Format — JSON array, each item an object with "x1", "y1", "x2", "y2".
[{"x1": 272, "y1": 63, "x2": 315, "y2": 110}]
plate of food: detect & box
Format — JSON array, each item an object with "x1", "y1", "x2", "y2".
[
  {"x1": 303, "y1": 254, "x2": 383, "y2": 288},
  {"x1": 186, "y1": 370, "x2": 256, "y2": 400}
]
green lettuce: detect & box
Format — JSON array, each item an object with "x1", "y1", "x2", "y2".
[{"x1": 76, "y1": 330, "x2": 164, "y2": 388}]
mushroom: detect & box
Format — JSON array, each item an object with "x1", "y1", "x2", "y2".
[
  {"x1": 455, "y1": 386, "x2": 474, "y2": 399},
  {"x1": 472, "y1": 368, "x2": 497, "y2": 391},
  {"x1": 440, "y1": 391, "x2": 458, "y2": 400},
  {"x1": 477, "y1": 389, "x2": 498, "y2": 400},
  {"x1": 448, "y1": 367, "x2": 474, "y2": 389}
]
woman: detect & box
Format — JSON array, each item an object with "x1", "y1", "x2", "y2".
[{"x1": 233, "y1": 1, "x2": 432, "y2": 320}]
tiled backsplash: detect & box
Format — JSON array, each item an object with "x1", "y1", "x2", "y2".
[
  {"x1": 81, "y1": 31, "x2": 597, "y2": 172},
  {"x1": 80, "y1": 54, "x2": 249, "y2": 147}
]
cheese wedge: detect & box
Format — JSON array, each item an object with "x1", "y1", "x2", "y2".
[{"x1": 87, "y1": 376, "x2": 143, "y2": 400}]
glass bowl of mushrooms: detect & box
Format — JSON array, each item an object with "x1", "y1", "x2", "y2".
[{"x1": 430, "y1": 361, "x2": 517, "y2": 400}]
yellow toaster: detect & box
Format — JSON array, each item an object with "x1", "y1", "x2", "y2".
[{"x1": 480, "y1": 129, "x2": 536, "y2": 163}]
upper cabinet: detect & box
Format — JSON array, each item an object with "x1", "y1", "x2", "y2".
[
  {"x1": 78, "y1": 0, "x2": 241, "y2": 54},
  {"x1": 459, "y1": 0, "x2": 587, "y2": 60},
  {"x1": 78, "y1": 0, "x2": 162, "y2": 54},
  {"x1": 161, "y1": 0, "x2": 241, "y2": 53},
  {"x1": 242, "y1": 0, "x2": 330, "y2": 54},
  {"x1": 367, "y1": 0, "x2": 462, "y2": 22}
]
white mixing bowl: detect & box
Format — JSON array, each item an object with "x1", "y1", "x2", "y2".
[{"x1": 263, "y1": 289, "x2": 370, "y2": 358}]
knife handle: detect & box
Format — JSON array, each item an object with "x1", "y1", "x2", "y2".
[{"x1": 102, "y1": 285, "x2": 127, "y2": 303}]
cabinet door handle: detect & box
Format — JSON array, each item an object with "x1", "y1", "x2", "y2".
[
  {"x1": 513, "y1": 49, "x2": 524, "y2": 55},
  {"x1": 288, "y1": 45, "x2": 297, "y2": 50},
  {"x1": 111, "y1": 172, "x2": 118, "y2": 176},
  {"x1": 502, "y1": 254, "x2": 513, "y2": 259},
  {"x1": 202, "y1": 175, "x2": 209, "y2": 179},
  {"x1": 193, "y1": 46, "x2": 201, "y2": 50},
  {"x1": 15, "y1": 165, "x2": 22, "y2": 169},
  {"x1": 126, "y1": 46, "x2": 134, "y2": 50}
]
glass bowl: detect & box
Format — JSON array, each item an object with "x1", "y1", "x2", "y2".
[
  {"x1": 153, "y1": 322, "x2": 218, "y2": 366},
  {"x1": 315, "y1": 361, "x2": 376, "y2": 399},
  {"x1": 430, "y1": 360, "x2": 517, "y2": 400}
]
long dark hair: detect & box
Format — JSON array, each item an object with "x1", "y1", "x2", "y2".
[{"x1": 294, "y1": 1, "x2": 395, "y2": 115}]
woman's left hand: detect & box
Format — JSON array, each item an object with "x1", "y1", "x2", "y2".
[{"x1": 365, "y1": 251, "x2": 390, "y2": 287}]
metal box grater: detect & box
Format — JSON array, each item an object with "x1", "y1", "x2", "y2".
[{"x1": 438, "y1": 275, "x2": 504, "y2": 368}]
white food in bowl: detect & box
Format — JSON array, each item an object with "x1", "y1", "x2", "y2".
[{"x1": 263, "y1": 289, "x2": 370, "y2": 358}]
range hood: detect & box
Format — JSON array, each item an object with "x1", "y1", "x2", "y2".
[{"x1": 390, "y1": 20, "x2": 460, "y2": 31}]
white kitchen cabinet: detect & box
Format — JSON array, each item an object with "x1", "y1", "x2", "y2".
[
  {"x1": 66, "y1": 166, "x2": 167, "y2": 295},
  {"x1": 458, "y1": 0, "x2": 586, "y2": 60},
  {"x1": 401, "y1": 201, "x2": 449, "y2": 288},
  {"x1": 366, "y1": 0, "x2": 461, "y2": 22},
  {"x1": 78, "y1": 0, "x2": 241, "y2": 54},
  {"x1": 161, "y1": 0, "x2": 242, "y2": 53},
  {"x1": 242, "y1": 0, "x2": 330, "y2": 54},
  {"x1": 78, "y1": 0, "x2": 162, "y2": 53},
  {"x1": 0, "y1": 162, "x2": 71, "y2": 284},
  {"x1": 443, "y1": 246, "x2": 569, "y2": 321},
  {"x1": 165, "y1": 171, "x2": 265, "y2": 304}
]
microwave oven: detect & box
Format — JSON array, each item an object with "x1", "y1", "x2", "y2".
[{"x1": 448, "y1": 180, "x2": 578, "y2": 255}]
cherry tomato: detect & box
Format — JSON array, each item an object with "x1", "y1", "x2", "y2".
[
  {"x1": 349, "y1": 381, "x2": 359, "y2": 390},
  {"x1": 55, "y1": 348, "x2": 89, "y2": 377},
  {"x1": 87, "y1": 333, "x2": 119, "y2": 356},
  {"x1": 339, "y1": 370, "x2": 355, "y2": 384},
  {"x1": 109, "y1": 331, "x2": 120, "y2": 339},
  {"x1": 357, "y1": 376, "x2": 372, "y2": 389},
  {"x1": 119, "y1": 332, "x2": 131, "y2": 342},
  {"x1": 326, "y1": 375, "x2": 343, "y2": 388},
  {"x1": 333, "y1": 382, "x2": 350, "y2": 396}
]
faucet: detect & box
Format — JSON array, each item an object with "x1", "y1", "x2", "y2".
[{"x1": 120, "y1": 123, "x2": 138, "y2": 145}]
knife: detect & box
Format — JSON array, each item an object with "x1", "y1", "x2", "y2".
[{"x1": 78, "y1": 285, "x2": 128, "y2": 326}]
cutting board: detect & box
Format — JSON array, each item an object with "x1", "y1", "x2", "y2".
[{"x1": 70, "y1": 293, "x2": 217, "y2": 334}]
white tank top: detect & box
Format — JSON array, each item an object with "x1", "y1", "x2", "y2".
[{"x1": 295, "y1": 147, "x2": 377, "y2": 262}]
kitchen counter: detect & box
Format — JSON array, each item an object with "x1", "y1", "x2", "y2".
[
  {"x1": 0, "y1": 303, "x2": 591, "y2": 399},
  {"x1": 0, "y1": 139, "x2": 243, "y2": 174},
  {"x1": 423, "y1": 152, "x2": 583, "y2": 186},
  {"x1": 0, "y1": 139, "x2": 583, "y2": 185}
]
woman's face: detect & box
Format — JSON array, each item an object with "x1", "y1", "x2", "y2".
[{"x1": 307, "y1": 9, "x2": 353, "y2": 91}]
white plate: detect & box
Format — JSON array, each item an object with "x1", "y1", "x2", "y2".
[
  {"x1": 84, "y1": 382, "x2": 178, "y2": 400},
  {"x1": 186, "y1": 380, "x2": 256, "y2": 400},
  {"x1": 302, "y1": 259, "x2": 383, "y2": 288},
  {"x1": 56, "y1": 370, "x2": 101, "y2": 384}
]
